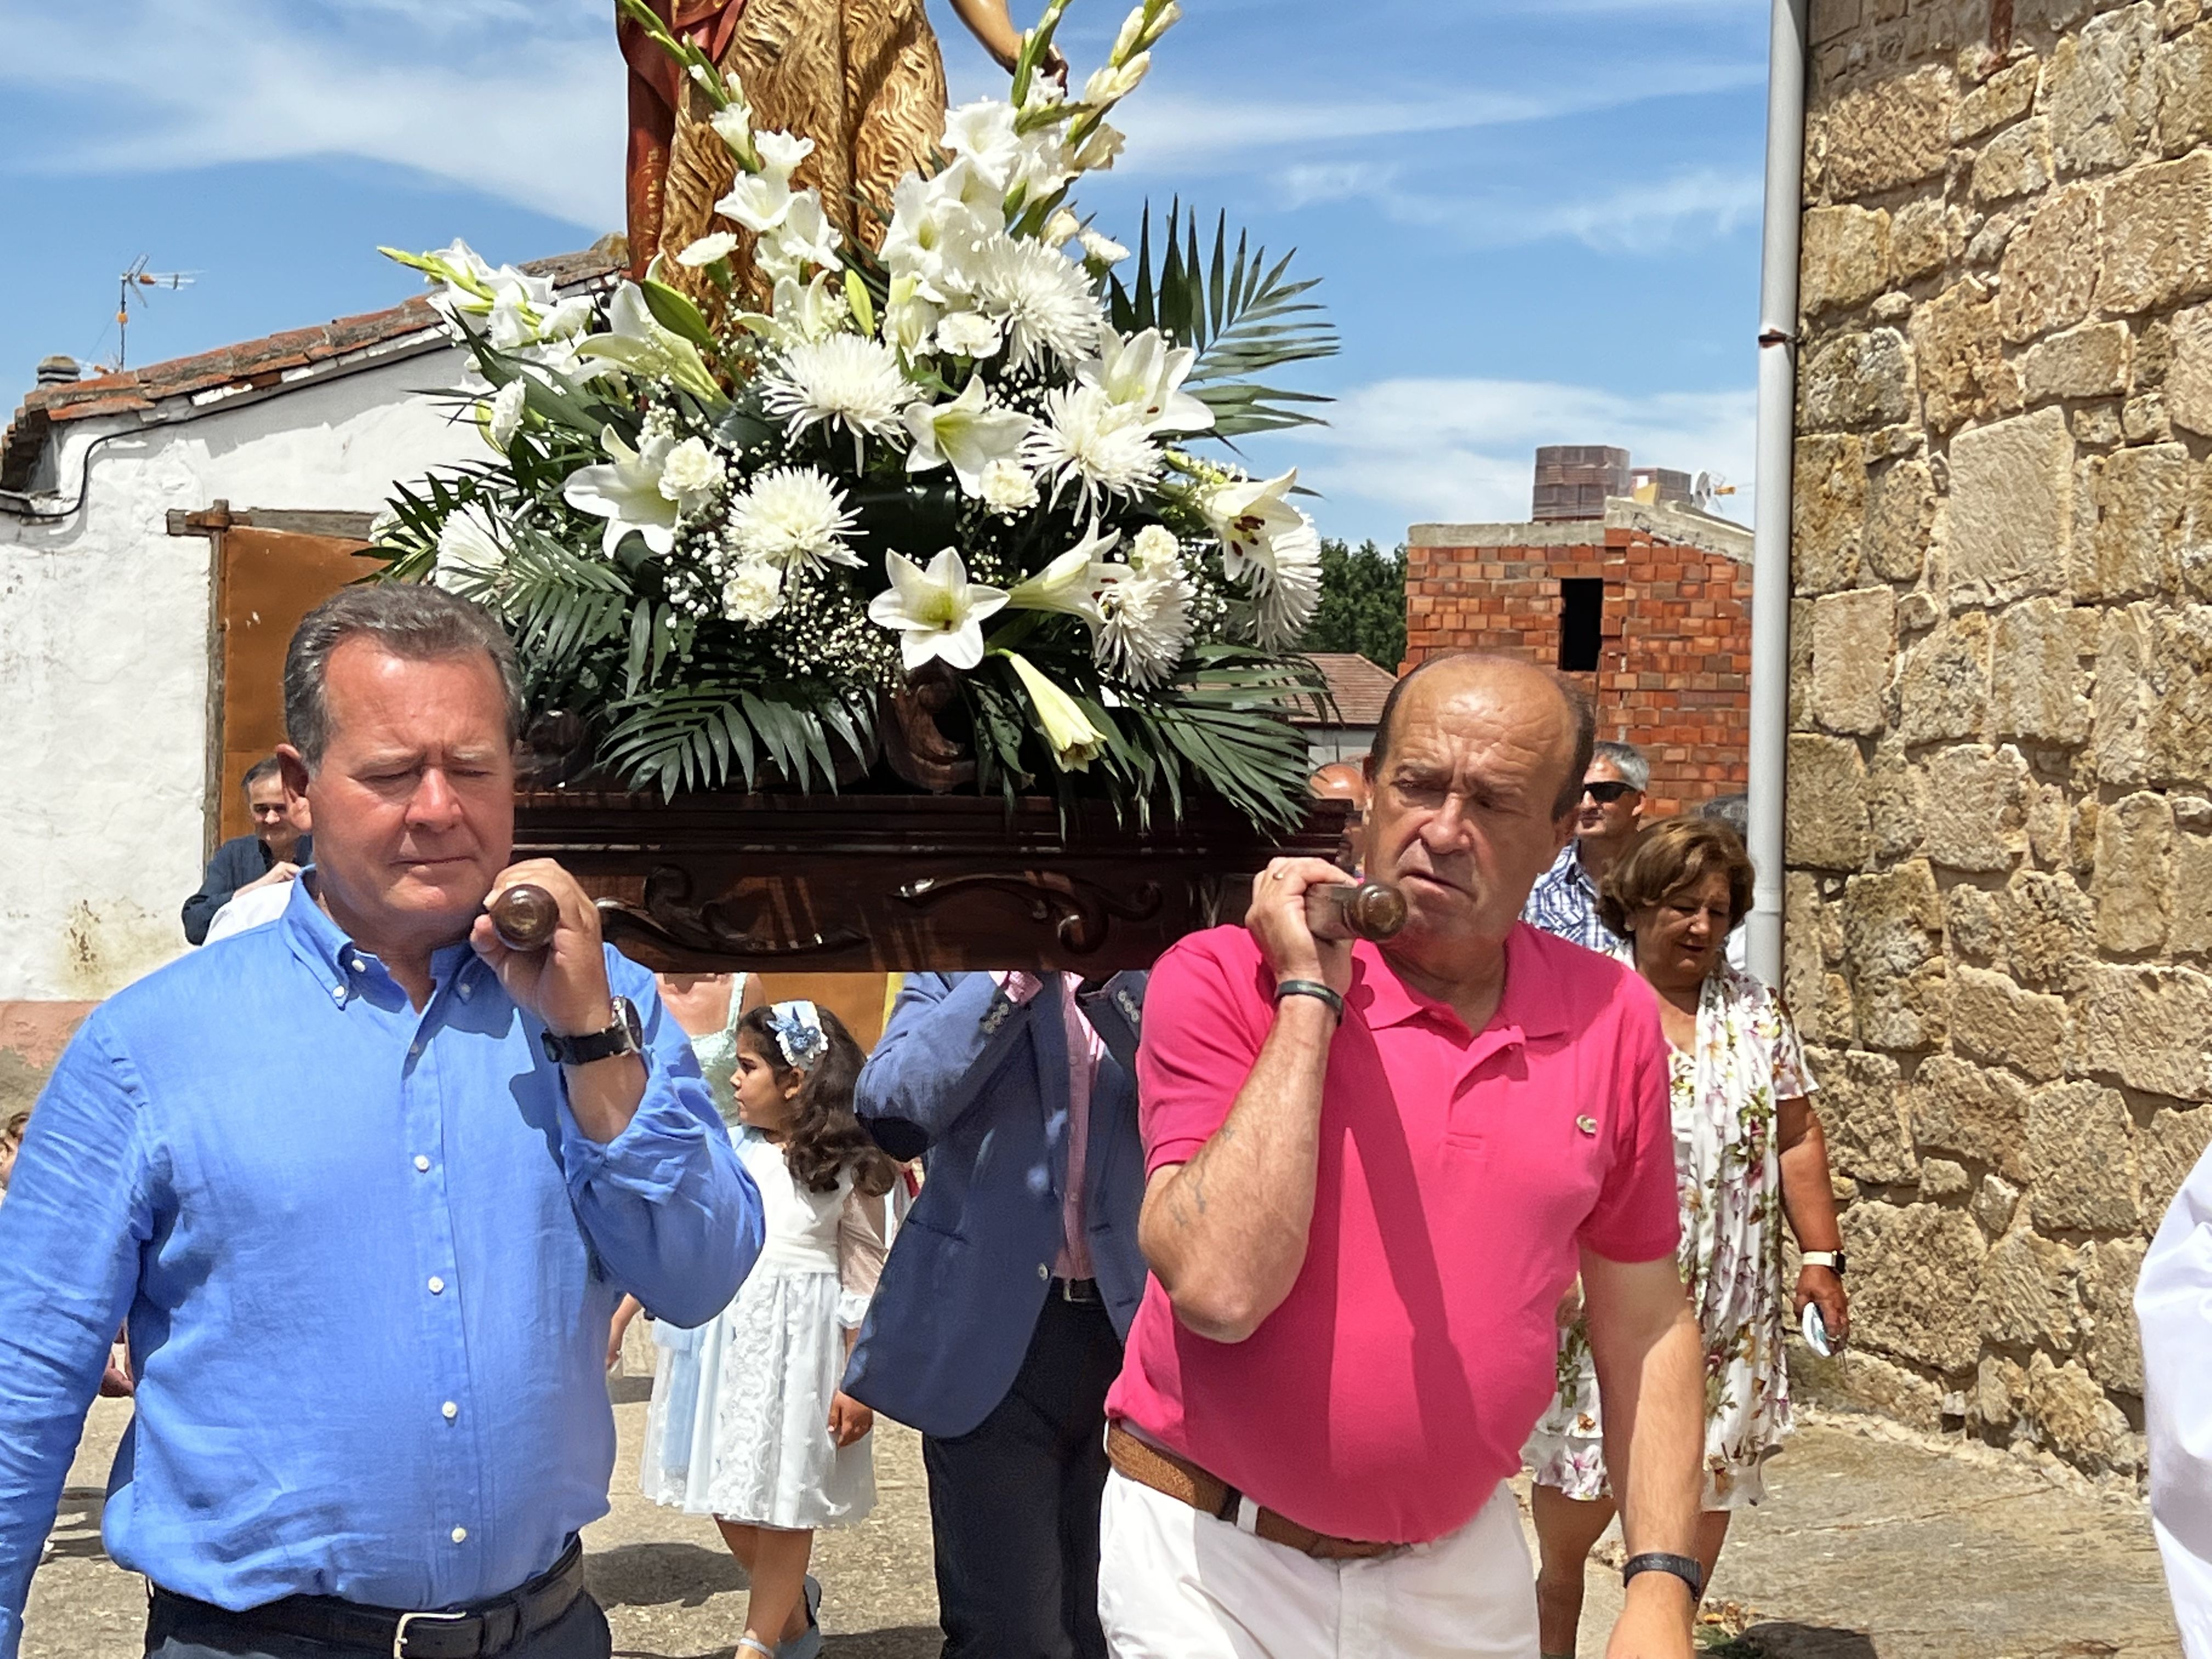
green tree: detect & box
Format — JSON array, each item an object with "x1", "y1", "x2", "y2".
[{"x1": 1300, "y1": 538, "x2": 1407, "y2": 670}]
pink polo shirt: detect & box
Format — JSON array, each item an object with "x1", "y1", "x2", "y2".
[{"x1": 1105, "y1": 922, "x2": 1677, "y2": 1545}]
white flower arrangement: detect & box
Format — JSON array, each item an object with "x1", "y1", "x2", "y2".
[{"x1": 373, "y1": 0, "x2": 1339, "y2": 827}]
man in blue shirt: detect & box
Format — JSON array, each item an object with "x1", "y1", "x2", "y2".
[
  {"x1": 1521, "y1": 738, "x2": 1649, "y2": 956},
  {"x1": 0, "y1": 585, "x2": 762, "y2": 1659}
]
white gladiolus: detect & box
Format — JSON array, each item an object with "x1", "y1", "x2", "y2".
[
  {"x1": 1074, "y1": 329, "x2": 1214, "y2": 436},
  {"x1": 755, "y1": 130, "x2": 816, "y2": 184},
  {"x1": 903, "y1": 377, "x2": 1034, "y2": 497},
  {"x1": 760, "y1": 334, "x2": 917, "y2": 465},
  {"x1": 484, "y1": 379, "x2": 527, "y2": 450},
  {"x1": 726, "y1": 465, "x2": 864, "y2": 574},
  {"x1": 935, "y1": 311, "x2": 1004, "y2": 359},
  {"x1": 1073, "y1": 122, "x2": 1126, "y2": 173},
  {"x1": 676, "y1": 233, "x2": 739, "y2": 267},
  {"x1": 979, "y1": 458, "x2": 1041, "y2": 516},
  {"x1": 1078, "y1": 229, "x2": 1130, "y2": 268},
  {"x1": 1042, "y1": 208, "x2": 1082, "y2": 246},
  {"x1": 882, "y1": 167, "x2": 995, "y2": 303},
  {"x1": 763, "y1": 272, "x2": 851, "y2": 345},
  {"x1": 1082, "y1": 53, "x2": 1149, "y2": 106},
  {"x1": 709, "y1": 97, "x2": 756, "y2": 159},
  {"x1": 759, "y1": 193, "x2": 843, "y2": 281},
  {"x1": 563, "y1": 426, "x2": 681, "y2": 557},
  {"x1": 721, "y1": 560, "x2": 786, "y2": 623},
  {"x1": 867, "y1": 548, "x2": 1009, "y2": 672},
  {"x1": 1023, "y1": 383, "x2": 1163, "y2": 506},
  {"x1": 941, "y1": 99, "x2": 1025, "y2": 193},
  {"x1": 881, "y1": 274, "x2": 943, "y2": 356},
  {"x1": 657, "y1": 436, "x2": 726, "y2": 515}
]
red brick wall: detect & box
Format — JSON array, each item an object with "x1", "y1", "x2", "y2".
[{"x1": 1402, "y1": 527, "x2": 1752, "y2": 817}]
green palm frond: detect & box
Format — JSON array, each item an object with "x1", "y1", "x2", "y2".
[
  {"x1": 600, "y1": 682, "x2": 876, "y2": 799},
  {"x1": 1110, "y1": 204, "x2": 1339, "y2": 439}
]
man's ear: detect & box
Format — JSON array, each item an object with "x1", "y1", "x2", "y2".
[{"x1": 275, "y1": 745, "x2": 312, "y2": 804}]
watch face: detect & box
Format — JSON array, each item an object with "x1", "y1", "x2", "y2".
[{"x1": 614, "y1": 996, "x2": 644, "y2": 1049}]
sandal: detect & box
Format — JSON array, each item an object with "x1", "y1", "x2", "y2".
[
  {"x1": 777, "y1": 1577, "x2": 823, "y2": 1659},
  {"x1": 738, "y1": 1640, "x2": 777, "y2": 1658}
]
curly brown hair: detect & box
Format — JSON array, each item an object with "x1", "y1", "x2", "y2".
[
  {"x1": 1598, "y1": 816, "x2": 1755, "y2": 939},
  {"x1": 736, "y1": 1005, "x2": 898, "y2": 1198}
]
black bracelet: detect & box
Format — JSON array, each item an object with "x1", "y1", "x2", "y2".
[
  {"x1": 1622, "y1": 1551, "x2": 1705, "y2": 1600},
  {"x1": 1273, "y1": 979, "x2": 1345, "y2": 1022}
]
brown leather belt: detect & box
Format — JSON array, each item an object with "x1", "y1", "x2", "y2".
[{"x1": 1105, "y1": 1423, "x2": 1400, "y2": 1561}]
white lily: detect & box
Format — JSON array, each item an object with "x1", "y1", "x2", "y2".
[
  {"x1": 574, "y1": 284, "x2": 725, "y2": 405},
  {"x1": 903, "y1": 377, "x2": 1034, "y2": 496},
  {"x1": 882, "y1": 273, "x2": 943, "y2": 356},
  {"x1": 562, "y1": 425, "x2": 681, "y2": 557},
  {"x1": 866, "y1": 548, "x2": 1009, "y2": 672},
  {"x1": 1004, "y1": 518, "x2": 1119, "y2": 624},
  {"x1": 768, "y1": 272, "x2": 852, "y2": 344},
  {"x1": 1000, "y1": 651, "x2": 1109, "y2": 772},
  {"x1": 1075, "y1": 329, "x2": 1214, "y2": 436},
  {"x1": 1201, "y1": 467, "x2": 1305, "y2": 579}
]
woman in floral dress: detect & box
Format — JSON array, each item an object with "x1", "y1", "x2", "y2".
[{"x1": 1525, "y1": 816, "x2": 1851, "y2": 1657}]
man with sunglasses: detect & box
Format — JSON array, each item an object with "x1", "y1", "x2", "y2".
[{"x1": 1522, "y1": 741, "x2": 1649, "y2": 955}]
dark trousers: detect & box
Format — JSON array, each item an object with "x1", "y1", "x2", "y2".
[
  {"x1": 923, "y1": 1295, "x2": 1122, "y2": 1659},
  {"x1": 144, "y1": 1590, "x2": 611, "y2": 1658}
]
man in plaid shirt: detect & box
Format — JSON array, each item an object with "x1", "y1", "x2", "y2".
[{"x1": 1521, "y1": 740, "x2": 1649, "y2": 956}]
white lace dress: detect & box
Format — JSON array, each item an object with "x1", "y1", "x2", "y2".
[{"x1": 639, "y1": 1130, "x2": 886, "y2": 1529}]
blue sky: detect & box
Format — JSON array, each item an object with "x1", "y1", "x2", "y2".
[{"x1": 0, "y1": 0, "x2": 1768, "y2": 547}]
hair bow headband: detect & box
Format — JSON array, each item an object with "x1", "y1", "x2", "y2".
[{"x1": 765, "y1": 1000, "x2": 827, "y2": 1072}]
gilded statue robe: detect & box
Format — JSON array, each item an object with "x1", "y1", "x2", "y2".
[{"x1": 621, "y1": 0, "x2": 950, "y2": 286}]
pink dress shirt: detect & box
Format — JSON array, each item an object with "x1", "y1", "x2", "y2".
[{"x1": 994, "y1": 973, "x2": 1105, "y2": 1281}]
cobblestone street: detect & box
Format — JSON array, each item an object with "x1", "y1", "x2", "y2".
[{"x1": 19, "y1": 1347, "x2": 2186, "y2": 1659}]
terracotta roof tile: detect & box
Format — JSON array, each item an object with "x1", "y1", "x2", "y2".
[
  {"x1": 1296, "y1": 652, "x2": 1399, "y2": 727},
  {"x1": 2, "y1": 249, "x2": 622, "y2": 495}
]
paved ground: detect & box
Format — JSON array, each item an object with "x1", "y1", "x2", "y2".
[{"x1": 19, "y1": 1352, "x2": 2186, "y2": 1659}]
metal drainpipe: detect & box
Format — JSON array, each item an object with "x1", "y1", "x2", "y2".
[{"x1": 1746, "y1": 0, "x2": 1809, "y2": 988}]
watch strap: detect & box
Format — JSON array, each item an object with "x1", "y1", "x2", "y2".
[
  {"x1": 1622, "y1": 1551, "x2": 1705, "y2": 1600},
  {"x1": 1801, "y1": 1250, "x2": 1846, "y2": 1273},
  {"x1": 541, "y1": 997, "x2": 642, "y2": 1066},
  {"x1": 1273, "y1": 979, "x2": 1345, "y2": 1022}
]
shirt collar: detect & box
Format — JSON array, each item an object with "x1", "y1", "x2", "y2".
[
  {"x1": 279, "y1": 876, "x2": 481, "y2": 1004},
  {"x1": 1348, "y1": 924, "x2": 1571, "y2": 1042}
]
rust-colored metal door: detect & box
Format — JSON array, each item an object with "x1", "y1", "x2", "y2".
[{"x1": 213, "y1": 527, "x2": 379, "y2": 843}]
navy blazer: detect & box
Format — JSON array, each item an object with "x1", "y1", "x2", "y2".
[{"x1": 843, "y1": 970, "x2": 1148, "y2": 1440}]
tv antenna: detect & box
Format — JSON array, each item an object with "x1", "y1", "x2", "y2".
[
  {"x1": 1691, "y1": 470, "x2": 1737, "y2": 513},
  {"x1": 114, "y1": 256, "x2": 198, "y2": 370}
]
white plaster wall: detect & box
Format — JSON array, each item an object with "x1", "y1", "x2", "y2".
[{"x1": 0, "y1": 343, "x2": 479, "y2": 1001}]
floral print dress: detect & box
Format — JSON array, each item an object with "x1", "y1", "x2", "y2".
[{"x1": 1525, "y1": 961, "x2": 1816, "y2": 1511}]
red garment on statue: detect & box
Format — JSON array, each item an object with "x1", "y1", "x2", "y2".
[{"x1": 619, "y1": 1, "x2": 749, "y2": 274}]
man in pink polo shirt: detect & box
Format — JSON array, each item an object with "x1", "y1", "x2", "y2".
[{"x1": 1099, "y1": 653, "x2": 1704, "y2": 1658}]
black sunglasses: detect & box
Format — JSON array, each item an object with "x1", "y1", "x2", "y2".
[{"x1": 1582, "y1": 780, "x2": 1638, "y2": 804}]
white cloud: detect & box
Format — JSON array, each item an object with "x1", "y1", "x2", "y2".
[
  {"x1": 1267, "y1": 376, "x2": 1756, "y2": 543},
  {"x1": 0, "y1": 0, "x2": 623, "y2": 230},
  {"x1": 1363, "y1": 166, "x2": 1765, "y2": 253}
]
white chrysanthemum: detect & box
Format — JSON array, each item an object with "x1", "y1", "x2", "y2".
[
  {"x1": 726, "y1": 465, "x2": 864, "y2": 573},
  {"x1": 760, "y1": 335, "x2": 916, "y2": 465},
  {"x1": 722, "y1": 560, "x2": 786, "y2": 623},
  {"x1": 972, "y1": 238, "x2": 1105, "y2": 371},
  {"x1": 658, "y1": 436, "x2": 726, "y2": 515},
  {"x1": 1130, "y1": 523, "x2": 1180, "y2": 572},
  {"x1": 980, "y1": 458, "x2": 1041, "y2": 517},
  {"x1": 1094, "y1": 556, "x2": 1194, "y2": 687},
  {"x1": 936, "y1": 311, "x2": 1003, "y2": 359},
  {"x1": 1246, "y1": 511, "x2": 1324, "y2": 650},
  {"x1": 1022, "y1": 383, "x2": 1163, "y2": 507},
  {"x1": 432, "y1": 505, "x2": 506, "y2": 593}
]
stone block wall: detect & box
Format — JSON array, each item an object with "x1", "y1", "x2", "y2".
[
  {"x1": 1405, "y1": 518, "x2": 1752, "y2": 814},
  {"x1": 1790, "y1": 0, "x2": 2212, "y2": 1476}
]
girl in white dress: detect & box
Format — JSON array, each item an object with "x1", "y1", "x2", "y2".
[{"x1": 637, "y1": 998, "x2": 895, "y2": 1659}]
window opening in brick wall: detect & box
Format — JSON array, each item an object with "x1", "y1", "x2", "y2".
[{"x1": 1557, "y1": 578, "x2": 1604, "y2": 673}]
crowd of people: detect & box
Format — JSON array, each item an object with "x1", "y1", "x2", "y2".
[{"x1": 2, "y1": 582, "x2": 2207, "y2": 1659}]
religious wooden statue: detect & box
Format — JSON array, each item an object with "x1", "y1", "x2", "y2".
[{"x1": 620, "y1": 0, "x2": 1040, "y2": 283}]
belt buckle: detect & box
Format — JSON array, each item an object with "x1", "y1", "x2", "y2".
[{"x1": 393, "y1": 1609, "x2": 470, "y2": 1658}]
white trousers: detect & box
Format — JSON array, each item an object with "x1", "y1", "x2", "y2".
[{"x1": 1097, "y1": 1471, "x2": 1539, "y2": 1658}]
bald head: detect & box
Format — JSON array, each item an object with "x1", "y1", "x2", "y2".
[{"x1": 1368, "y1": 653, "x2": 1595, "y2": 822}]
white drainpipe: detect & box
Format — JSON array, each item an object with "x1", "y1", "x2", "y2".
[{"x1": 1746, "y1": 0, "x2": 1809, "y2": 987}]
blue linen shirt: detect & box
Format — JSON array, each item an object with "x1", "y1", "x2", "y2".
[
  {"x1": 0, "y1": 879, "x2": 760, "y2": 1654},
  {"x1": 1521, "y1": 842, "x2": 1625, "y2": 956}
]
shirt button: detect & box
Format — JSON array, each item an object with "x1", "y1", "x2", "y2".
[
  {"x1": 428, "y1": 1276, "x2": 445, "y2": 1295},
  {"x1": 330, "y1": 986, "x2": 346, "y2": 1002},
  {"x1": 1037, "y1": 1263, "x2": 1050, "y2": 1282},
  {"x1": 351, "y1": 957, "x2": 367, "y2": 973},
  {"x1": 450, "y1": 1526, "x2": 467, "y2": 1544},
  {"x1": 442, "y1": 1401, "x2": 458, "y2": 1420},
  {"x1": 414, "y1": 1155, "x2": 431, "y2": 1173},
  {"x1": 409, "y1": 1042, "x2": 423, "y2": 1058}
]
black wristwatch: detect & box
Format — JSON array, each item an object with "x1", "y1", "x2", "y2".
[
  {"x1": 1622, "y1": 1551, "x2": 1705, "y2": 1600},
  {"x1": 541, "y1": 996, "x2": 644, "y2": 1066}
]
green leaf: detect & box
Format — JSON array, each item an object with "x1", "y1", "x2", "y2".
[{"x1": 640, "y1": 276, "x2": 718, "y2": 349}]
